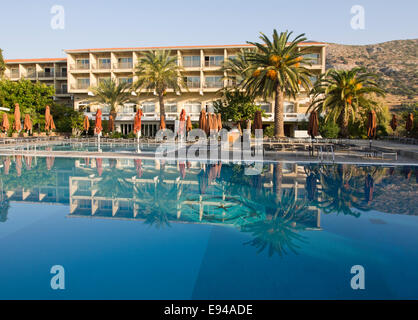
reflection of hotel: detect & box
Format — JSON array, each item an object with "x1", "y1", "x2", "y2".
[
  {"x1": 1, "y1": 158, "x2": 321, "y2": 229},
  {"x1": 4, "y1": 42, "x2": 326, "y2": 137}
]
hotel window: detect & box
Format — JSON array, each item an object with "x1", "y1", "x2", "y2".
[
  {"x1": 79, "y1": 199, "x2": 91, "y2": 209},
  {"x1": 141, "y1": 102, "x2": 155, "y2": 113},
  {"x1": 98, "y1": 77, "x2": 111, "y2": 84},
  {"x1": 183, "y1": 56, "x2": 200, "y2": 67},
  {"x1": 99, "y1": 200, "x2": 112, "y2": 210},
  {"x1": 205, "y1": 102, "x2": 214, "y2": 113},
  {"x1": 44, "y1": 67, "x2": 54, "y2": 75},
  {"x1": 76, "y1": 59, "x2": 90, "y2": 69},
  {"x1": 61, "y1": 84, "x2": 68, "y2": 93},
  {"x1": 119, "y1": 77, "x2": 133, "y2": 85},
  {"x1": 204, "y1": 56, "x2": 224, "y2": 67},
  {"x1": 309, "y1": 75, "x2": 318, "y2": 85},
  {"x1": 227, "y1": 55, "x2": 236, "y2": 61},
  {"x1": 284, "y1": 102, "x2": 295, "y2": 113},
  {"x1": 165, "y1": 102, "x2": 178, "y2": 113},
  {"x1": 98, "y1": 58, "x2": 111, "y2": 69},
  {"x1": 184, "y1": 76, "x2": 200, "y2": 88},
  {"x1": 204, "y1": 76, "x2": 223, "y2": 88},
  {"x1": 11, "y1": 68, "x2": 19, "y2": 78},
  {"x1": 117, "y1": 57, "x2": 133, "y2": 68},
  {"x1": 183, "y1": 102, "x2": 202, "y2": 114},
  {"x1": 120, "y1": 103, "x2": 135, "y2": 113},
  {"x1": 257, "y1": 102, "x2": 271, "y2": 113},
  {"x1": 27, "y1": 67, "x2": 35, "y2": 77},
  {"x1": 77, "y1": 78, "x2": 90, "y2": 89},
  {"x1": 302, "y1": 53, "x2": 320, "y2": 64}
]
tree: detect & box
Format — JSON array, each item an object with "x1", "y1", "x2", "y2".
[
  {"x1": 0, "y1": 79, "x2": 55, "y2": 128},
  {"x1": 309, "y1": 67, "x2": 385, "y2": 138},
  {"x1": 213, "y1": 90, "x2": 262, "y2": 123},
  {"x1": 239, "y1": 29, "x2": 314, "y2": 138},
  {"x1": 50, "y1": 103, "x2": 84, "y2": 134},
  {"x1": 0, "y1": 49, "x2": 5, "y2": 78},
  {"x1": 89, "y1": 78, "x2": 133, "y2": 119},
  {"x1": 134, "y1": 50, "x2": 185, "y2": 119}
]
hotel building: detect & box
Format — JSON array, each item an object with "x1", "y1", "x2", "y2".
[{"x1": 4, "y1": 42, "x2": 326, "y2": 137}]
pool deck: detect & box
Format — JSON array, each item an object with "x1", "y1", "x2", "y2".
[{"x1": 0, "y1": 137, "x2": 417, "y2": 165}]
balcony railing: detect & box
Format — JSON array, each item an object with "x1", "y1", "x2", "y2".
[
  {"x1": 55, "y1": 88, "x2": 68, "y2": 95},
  {"x1": 71, "y1": 83, "x2": 90, "y2": 90},
  {"x1": 10, "y1": 72, "x2": 20, "y2": 78},
  {"x1": 26, "y1": 72, "x2": 37, "y2": 78},
  {"x1": 55, "y1": 71, "x2": 67, "y2": 77},
  {"x1": 204, "y1": 82, "x2": 223, "y2": 88},
  {"x1": 38, "y1": 72, "x2": 55, "y2": 78},
  {"x1": 186, "y1": 82, "x2": 201, "y2": 88},
  {"x1": 113, "y1": 62, "x2": 133, "y2": 69},
  {"x1": 70, "y1": 64, "x2": 90, "y2": 70},
  {"x1": 93, "y1": 63, "x2": 111, "y2": 70}
]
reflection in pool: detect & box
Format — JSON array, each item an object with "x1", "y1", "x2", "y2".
[{"x1": 0, "y1": 155, "x2": 417, "y2": 299}]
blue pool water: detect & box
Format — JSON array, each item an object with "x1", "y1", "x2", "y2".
[{"x1": 0, "y1": 156, "x2": 417, "y2": 299}]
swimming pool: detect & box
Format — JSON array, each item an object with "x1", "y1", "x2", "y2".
[{"x1": 0, "y1": 155, "x2": 417, "y2": 299}]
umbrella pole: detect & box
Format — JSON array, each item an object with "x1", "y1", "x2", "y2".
[
  {"x1": 137, "y1": 132, "x2": 141, "y2": 153},
  {"x1": 97, "y1": 132, "x2": 102, "y2": 153}
]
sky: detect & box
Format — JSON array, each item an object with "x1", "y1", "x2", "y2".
[{"x1": 1, "y1": 0, "x2": 417, "y2": 59}]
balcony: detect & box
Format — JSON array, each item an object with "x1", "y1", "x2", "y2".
[
  {"x1": 10, "y1": 71, "x2": 20, "y2": 79},
  {"x1": 113, "y1": 62, "x2": 133, "y2": 70},
  {"x1": 186, "y1": 81, "x2": 201, "y2": 89},
  {"x1": 70, "y1": 64, "x2": 90, "y2": 71},
  {"x1": 93, "y1": 62, "x2": 111, "y2": 70},
  {"x1": 26, "y1": 72, "x2": 37, "y2": 79},
  {"x1": 55, "y1": 71, "x2": 67, "y2": 78},
  {"x1": 204, "y1": 82, "x2": 223, "y2": 89},
  {"x1": 71, "y1": 83, "x2": 90, "y2": 90},
  {"x1": 38, "y1": 72, "x2": 55, "y2": 78},
  {"x1": 55, "y1": 88, "x2": 69, "y2": 95}
]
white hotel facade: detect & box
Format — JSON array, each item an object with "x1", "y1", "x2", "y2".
[{"x1": 4, "y1": 42, "x2": 326, "y2": 137}]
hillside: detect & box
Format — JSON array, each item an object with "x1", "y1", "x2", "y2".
[{"x1": 326, "y1": 39, "x2": 418, "y2": 110}]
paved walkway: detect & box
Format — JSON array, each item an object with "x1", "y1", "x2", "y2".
[{"x1": 349, "y1": 140, "x2": 418, "y2": 160}]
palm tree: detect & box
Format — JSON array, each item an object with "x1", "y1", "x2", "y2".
[
  {"x1": 134, "y1": 50, "x2": 185, "y2": 121},
  {"x1": 308, "y1": 67, "x2": 385, "y2": 138},
  {"x1": 89, "y1": 78, "x2": 133, "y2": 120},
  {"x1": 241, "y1": 30, "x2": 314, "y2": 138}
]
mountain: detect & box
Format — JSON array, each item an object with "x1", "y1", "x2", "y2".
[{"x1": 325, "y1": 39, "x2": 418, "y2": 110}]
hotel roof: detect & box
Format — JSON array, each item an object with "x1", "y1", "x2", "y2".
[
  {"x1": 5, "y1": 58, "x2": 67, "y2": 64},
  {"x1": 65, "y1": 42, "x2": 326, "y2": 53}
]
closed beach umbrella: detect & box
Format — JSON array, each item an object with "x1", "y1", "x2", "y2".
[
  {"x1": 246, "y1": 119, "x2": 252, "y2": 130},
  {"x1": 212, "y1": 114, "x2": 219, "y2": 133},
  {"x1": 217, "y1": 113, "x2": 222, "y2": 131},
  {"x1": 199, "y1": 110, "x2": 207, "y2": 133},
  {"x1": 25, "y1": 156, "x2": 32, "y2": 170},
  {"x1": 96, "y1": 158, "x2": 103, "y2": 177},
  {"x1": 46, "y1": 156, "x2": 55, "y2": 170},
  {"x1": 23, "y1": 114, "x2": 32, "y2": 132},
  {"x1": 253, "y1": 110, "x2": 263, "y2": 130},
  {"x1": 179, "y1": 109, "x2": 186, "y2": 135},
  {"x1": 108, "y1": 115, "x2": 114, "y2": 132},
  {"x1": 13, "y1": 103, "x2": 21, "y2": 132},
  {"x1": 367, "y1": 110, "x2": 377, "y2": 139},
  {"x1": 133, "y1": 109, "x2": 143, "y2": 134},
  {"x1": 198, "y1": 167, "x2": 208, "y2": 195},
  {"x1": 159, "y1": 114, "x2": 166, "y2": 130},
  {"x1": 179, "y1": 162, "x2": 186, "y2": 179},
  {"x1": 186, "y1": 116, "x2": 192, "y2": 132},
  {"x1": 1, "y1": 113, "x2": 9, "y2": 132},
  {"x1": 237, "y1": 122, "x2": 242, "y2": 135},
  {"x1": 406, "y1": 113, "x2": 414, "y2": 132},
  {"x1": 15, "y1": 155, "x2": 22, "y2": 177},
  {"x1": 306, "y1": 173, "x2": 317, "y2": 201},
  {"x1": 50, "y1": 115, "x2": 56, "y2": 130},
  {"x1": 95, "y1": 109, "x2": 103, "y2": 134},
  {"x1": 308, "y1": 111, "x2": 319, "y2": 139},
  {"x1": 390, "y1": 114, "x2": 398, "y2": 132},
  {"x1": 45, "y1": 105, "x2": 51, "y2": 132},
  {"x1": 83, "y1": 115, "x2": 90, "y2": 132}
]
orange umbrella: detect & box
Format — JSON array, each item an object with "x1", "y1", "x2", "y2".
[
  {"x1": 406, "y1": 113, "x2": 414, "y2": 132},
  {"x1": 212, "y1": 113, "x2": 219, "y2": 132},
  {"x1": 108, "y1": 115, "x2": 114, "y2": 132},
  {"x1": 217, "y1": 114, "x2": 222, "y2": 131},
  {"x1": 46, "y1": 156, "x2": 55, "y2": 170},
  {"x1": 179, "y1": 109, "x2": 186, "y2": 135},
  {"x1": 134, "y1": 109, "x2": 143, "y2": 134},
  {"x1": 367, "y1": 110, "x2": 377, "y2": 139},
  {"x1": 1, "y1": 113, "x2": 10, "y2": 132},
  {"x1": 199, "y1": 110, "x2": 207, "y2": 133},
  {"x1": 25, "y1": 156, "x2": 32, "y2": 170},
  {"x1": 159, "y1": 114, "x2": 166, "y2": 130},
  {"x1": 23, "y1": 114, "x2": 32, "y2": 132},
  {"x1": 50, "y1": 115, "x2": 56, "y2": 130},
  {"x1": 253, "y1": 110, "x2": 262, "y2": 130},
  {"x1": 179, "y1": 161, "x2": 186, "y2": 179},
  {"x1": 364, "y1": 174, "x2": 374, "y2": 204},
  {"x1": 186, "y1": 116, "x2": 192, "y2": 132},
  {"x1": 308, "y1": 111, "x2": 319, "y2": 139},
  {"x1": 95, "y1": 109, "x2": 103, "y2": 134},
  {"x1": 390, "y1": 114, "x2": 397, "y2": 132},
  {"x1": 83, "y1": 115, "x2": 90, "y2": 132},
  {"x1": 85, "y1": 157, "x2": 90, "y2": 167},
  {"x1": 13, "y1": 103, "x2": 21, "y2": 132},
  {"x1": 45, "y1": 105, "x2": 51, "y2": 132},
  {"x1": 96, "y1": 158, "x2": 103, "y2": 176}
]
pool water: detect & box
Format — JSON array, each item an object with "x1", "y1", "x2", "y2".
[{"x1": 0, "y1": 156, "x2": 417, "y2": 299}]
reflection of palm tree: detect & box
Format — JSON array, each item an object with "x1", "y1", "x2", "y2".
[
  {"x1": 0, "y1": 179, "x2": 9, "y2": 222},
  {"x1": 94, "y1": 167, "x2": 133, "y2": 198},
  {"x1": 241, "y1": 189, "x2": 311, "y2": 257}
]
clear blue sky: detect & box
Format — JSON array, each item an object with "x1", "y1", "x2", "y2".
[{"x1": 1, "y1": 0, "x2": 417, "y2": 59}]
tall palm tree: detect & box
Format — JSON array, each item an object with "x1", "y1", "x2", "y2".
[
  {"x1": 89, "y1": 78, "x2": 133, "y2": 120},
  {"x1": 134, "y1": 50, "x2": 185, "y2": 120},
  {"x1": 308, "y1": 67, "x2": 385, "y2": 138},
  {"x1": 241, "y1": 30, "x2": 314, "y2": 138}
]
